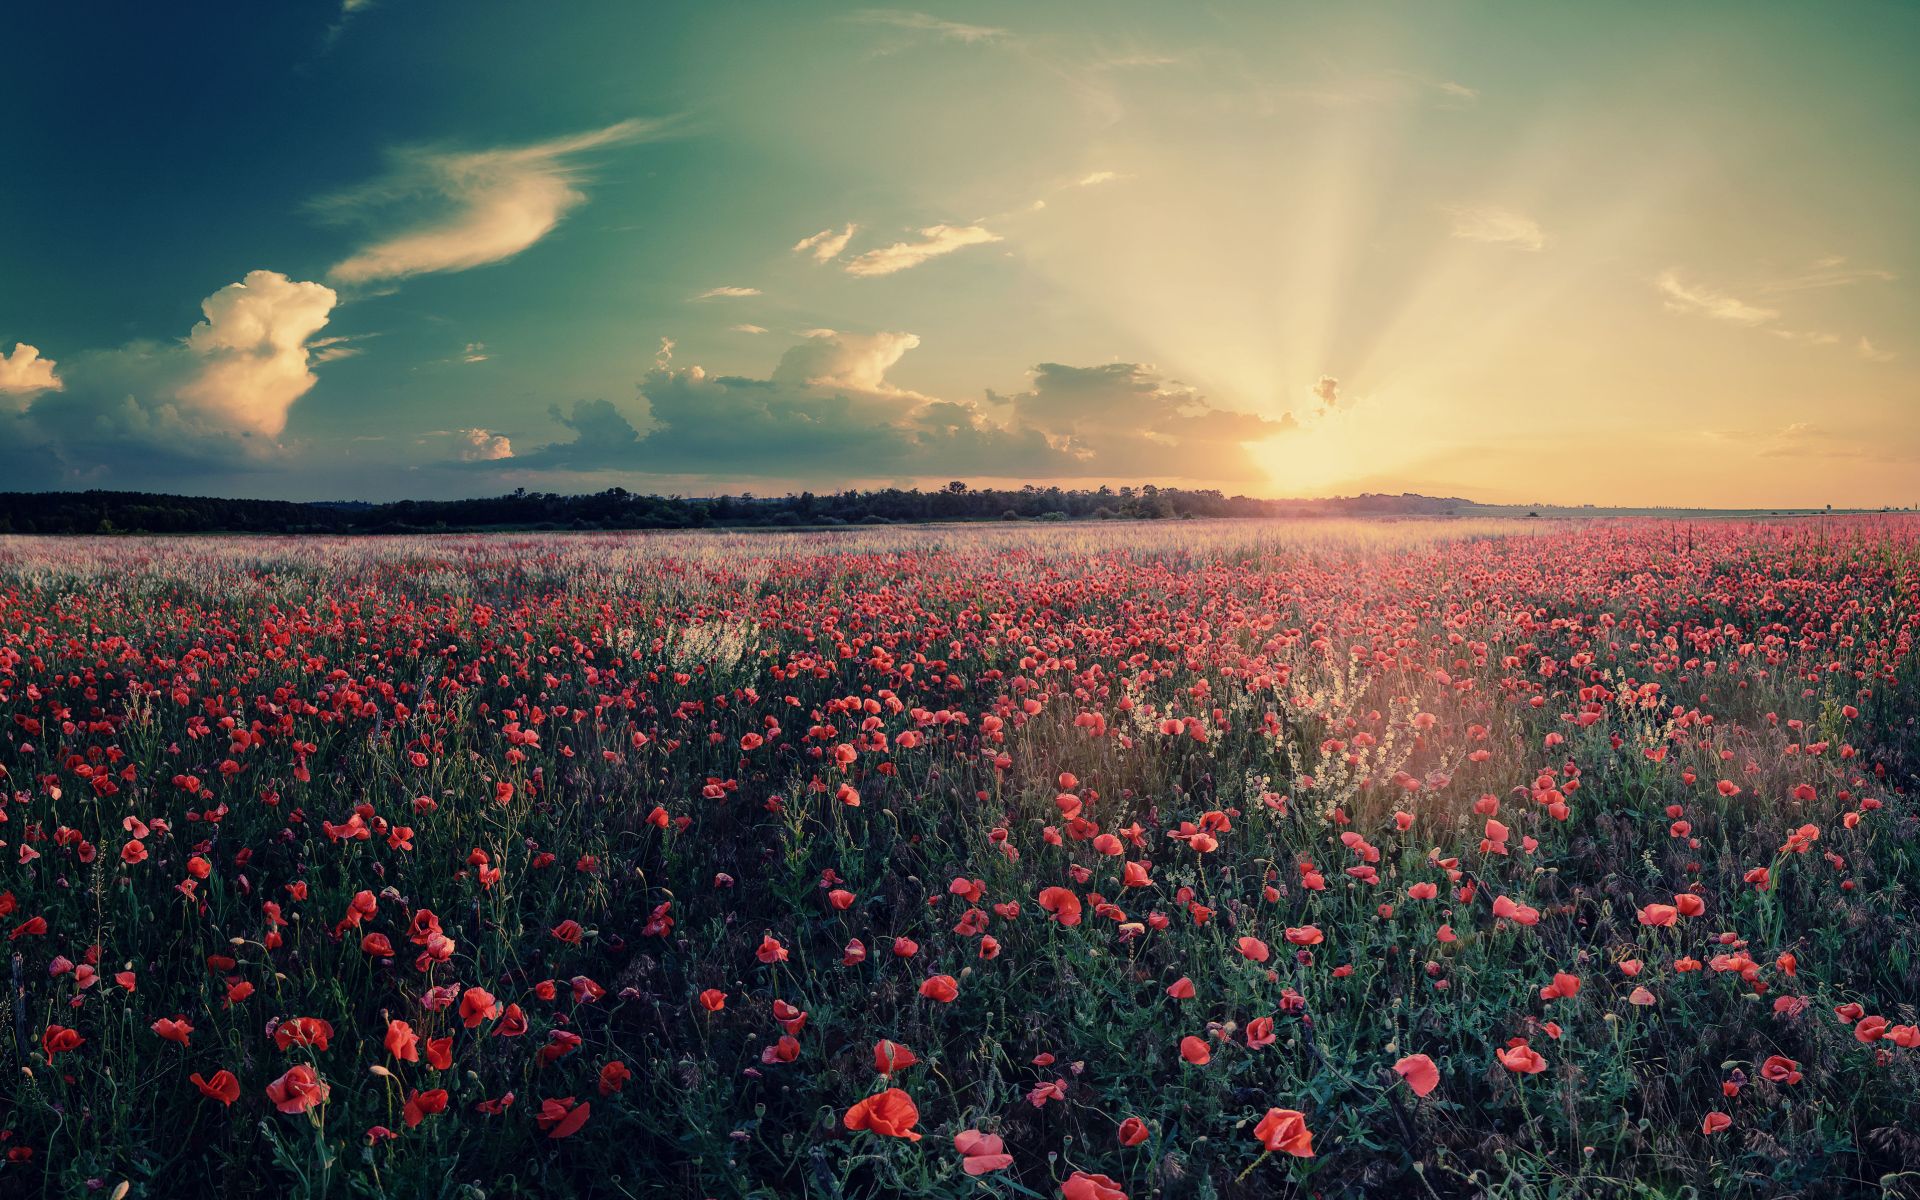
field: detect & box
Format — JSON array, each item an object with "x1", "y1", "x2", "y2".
[{"x1": 3, "y1": 518, "x2": 1919, "y2": 1199}]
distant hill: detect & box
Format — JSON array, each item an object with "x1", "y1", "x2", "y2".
[{"x1": 0, "y1": 486, "x2": 1897, "y2": 535}]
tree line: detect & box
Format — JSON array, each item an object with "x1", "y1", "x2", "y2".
[{"x1": 0, "y1": 484, "x2": 1469, "y2": 535}]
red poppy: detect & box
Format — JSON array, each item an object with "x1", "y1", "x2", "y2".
[
  {"x1": 1252, "y1": 1107, "x2": 1315, "y2": 1157},
  {"x1": 953, "y1": 1128, "x2": 1013, "y2": 1175},
  {"x1": 190, "y1": 1070, "x2": 240, "y2": 1105},
  {"x1": 1062, "y1": 1171, "x2": 1127, "y2": 1200},
  {"x1": 1394, "y1": 1053, "x2": 1440, "y2": 1097},
  {"x1": 266, "y1": 1065, "x2": 330, "y2": 1114},
  {"x1": 843, "y1": 1087, "x2": 921, "y2": 1141}
]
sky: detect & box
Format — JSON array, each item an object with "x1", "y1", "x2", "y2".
[{"x1": 2, "y1": 1, "x2": 1916, "y2": 507}]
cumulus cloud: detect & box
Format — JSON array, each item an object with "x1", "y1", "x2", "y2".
[
  {"x1": 0, "y1": 343, "x2": 61, "y2": 399},
  {"x1": 844, "y1": 224, "x2": 1002, "y2": 277},
  {"x1": 507, "y1": 332, "x2": 1292, "y2": 482},
  {"x1": 459, "y1": 428, "x2": 513, "y2": 460},
  {"x1": 1656, "y1": 271, "x2": 1779, "y2": 325},
  {"x1": 322, "y1": 119, "x2": 666, "y2": 285},
  {"x1": 1447, "y1": 205, "x2": 1545, "y2": 251},
  {"x1": 793, "y1": 223, "x2": 858, "y2": 262},
  {"x1": 695, "y1": 285, "x2": 761, "y2": 299},
  {"x1": 177, "y1": 271, "x2": 339, "y2": 437},
  {"x1": 0, "y1": 270, "x2": 340, "y2": 483}
]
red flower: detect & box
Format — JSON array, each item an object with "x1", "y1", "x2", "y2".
[
  {"x1": 42, "y1": 1025, "x2": 84, "y2": 1057},
  {"x1": 1037, "y1": 886, "x2": 1083, "y2": 926},
  {"x1": 1496, "y1": 1039, "x2": 1546, "y2": 1074},
  {"x1": 266, "y1": 1064, "x2": 330, "y2": 1114},
  {"x1": 459, "y1": 987, "x2": 500, "y2": 1028},
  {"x1": 535, "y1": 1096, "x2": 592, "y2": 1139},
  {"x1": 403, "y1": 1088, "x2": 449, "y2": 1128},
  {"x1": 953, "y1": 1128, "x2": 1013, "y2": 1175},
  {"x1": 843, "y1": 1087, "x2": 921, "y2": 1141},
  {"x1": 1252, "y1": 1107, "x2": 1315, "y2": 1157},
  {"x1": 1062, "y1": 1171, "x2": 1127, "y2": 1200},
  {"x1": 151, "y1": 1017, "x2": 194, "y2": 1045},
  {"x1": 1393, "y1": 1053, "x2": 1440, "y2": 1097},
  {"x1": 918, "y1": 975, "x2": 958, "y2": 1003},
  {"x1": 1179, "y1": 1035, "x2": 1211, "y2": 1065},
  {"x1": 190, "y1": 1070, "x2": 240, "y2": 1105},
  {"x1": 1117, "y1": 1116, "x2": 1150, "y2": 1146},
  {"x1": 873, "y1": 1039, "x2": 918, "y2": 1073}
]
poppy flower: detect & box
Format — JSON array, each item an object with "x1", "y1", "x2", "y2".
[
  {"x1": 843, "y1": 1087, "x2": 921, "y2": 1141},
  {"x1": 190, "y1": 1070, "x2": 240, "y2": 1105},
  {"x1": 1237, "y1": 936, "x2": 1271, "y2": 962},
  {"x1": 919, "y1": 975, "x2": 958, "y2": 1003},
  {"x1": 1117, "y1": 1116, "x2": 1150, "y2": 1146},
  {"x1": 1166, "y1": 976, "x2": 1196, "y2": 999},
  {"x1": 535, "y1": 1096, "x2": 592, "y2": 1139},
  {"x1": 403, "y1": 1088, "x2": 449, "y2": 1128},
  {"x1": 266, "y1": 1065, "x2": 330, "y2": 1114},
  {"x1": 598, "y1": 1061, "x2": 632, "y2": 1095},
  {"x1": 360, "y1": 933, "x2": 394, "y2": 957},
  {"x1": 1252, "y1": 1107, "x2": 1315, "y2": 1157},
  {"x1": 1246, "y1": 1017, "x2": 1276, "y2": 1048},
  {"x1": 1702, "y1": 1112, "x2": 1732, "y2": 1135},
  {"x1": 1283, "y1": 925, "x2": 1323, "y2": 946},
  {"x1": 1760, "y1": 1055, "x2": 1801, "y2": 1084},
  {"x1": 1637, "y1": 903, "x2": 1678, "y2": 927},
  {"x1": 151, "y1": 1017, "x2": 194, "y2": 1045},
  {"x1": 1540, "y1": 973, "x2": 1580, "y2": 1001},
  {"x1": 953, "y1": 1128, "x2": 1013, "y2": 1174},
  {"x1": 1037, "y1": 886, "x2": 1083, "y2": 926},
  {"x1": 1179, "y1": 1035, "x2": 1211, "y2": 1065},
  {"x1": 1496, "y1": 1039, "x2": 1546, "y2": 1074},
  {"x1": 382, "y1": 1019, "x2": 419, "y2": 1062},
  {"x1": 273, "y1": 1016, "x2": 333, "y2": 1051},
  {"x1": 1393, "y1": 1053, "x2": 1440, "y2": 1097},
  {"x1": 458, "y1": 987, "x2": 500, "y2": 1028},
  {"x1": 873, "y1": 1039, "x2": 918, "y2": 1073},
  {"x1": 697, "y1": 988, "x2": 726, "y2": 1012},
  {"x1": 1062, "y1": 1171, "x2": 1127, "y2": 1200},
  {"x1": 42, "y1": 1025, "x2": 84, "y2": 1057}
]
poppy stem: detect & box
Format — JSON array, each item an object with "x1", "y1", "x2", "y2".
[{"x1": 1236, "y1": 1148, "x2": 1271, "y2": 1184}]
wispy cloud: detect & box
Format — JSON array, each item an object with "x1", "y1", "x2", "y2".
[
  {"x1": 321, "y1": 119, "x2": 669, "y2": 285},
  {"x1": 793, "y1": 223, "x2": 858, "y2": 263},
  {"x1": 695, "y1": 286, "x2": 762, "y2": 300},
  {"x1": 844, "y1": 224, "x2": 1002, "y2": 277},
  {"x1": 1760, "y1": 256, "x2": 1896, "y2": 294},
  {"x1": 1447, "y1": 205, "x2": 1545, "y2": 251},
  {"x1": 730, "y1": 324, "x2": 769, "y2": 335},
  {"x1": 1076, "y1": 171, "x2": 1123, "y2": 188},
  {"x1": 1858, "y1": 336, "x2": 1897, "y2": 363},
  {"x1": 848, "y1": 10, "x2": 1008, "y2": 45},
  {"x1": 1655, "y1": 270, "x2": 1779, "y2": 325}
]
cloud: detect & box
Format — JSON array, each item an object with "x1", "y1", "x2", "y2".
[
  {"x1": 1076, "y1": 171, "x2": 1122, "y2": 187},
  {"x1": 1655, "y1": 270, "x2": 1779, "y2": 325},
  {"x1": 1447, "y1": 205, "x2": 1545, "y2": 251},
  {"x1": 695, "y1": 285, "x2": 762, "y2": 299},
  {"x1": 506, "y1": 332, "x2": 1292, "y2": 483},
  {"x1": 793, "y1": 223, "x2": 858, "y2": 262},
  {"x1": 177, "y1": 271, "x2": 340, "y2": 437},
  {"x1": 322, "y1": 119, "x2": 666, "y2": 285},
  {"x1": 1311, "y1": 376, "x2": 1340, "y2": 409},
  {"x1": 730, "y1": 324, "x2": 769, "y2": 335},
  {"x1": 459, "y1": 428, "x2": 513, "y2": 460},
  {"x1": 848, "y1": 10, "x2": 1007, "y2": 44},
  {"x1": 1760, "y1": 258, "x2": 1897, "y2": 294},
  {"x1": 1858, "y1": 336, "x2": 1897, "y2": 363},
  {"x1": 844, "y1": 224, "x2": 1002, "y2": 277},
  {"x1": 0, "y1": 270, "x2": 340, "y2": 483},
  {"x1": 0, "y1": 343, "x2": 61, "y2": 400},
  {"x1": 462, "y1": 342, "x2": 489, "y2": 363}
]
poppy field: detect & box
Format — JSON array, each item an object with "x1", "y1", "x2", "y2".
[{"x1": 3, "y1": 517, "x2": 1920, "y2": 1199}]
